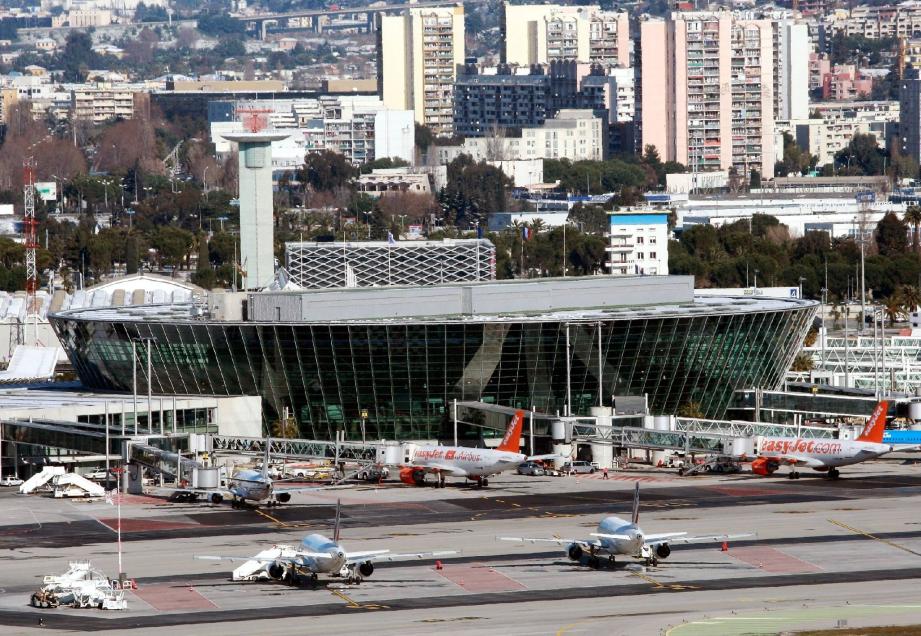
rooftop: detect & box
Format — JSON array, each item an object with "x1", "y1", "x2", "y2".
[{"x1": 51, "y1": 276, "x2": 815, "y2": 326}]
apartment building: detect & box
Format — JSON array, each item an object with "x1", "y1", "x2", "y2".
[
  {"x1": 606, "y1": 210, "x2": 669, "y2": 277},
  {"x1": 641, "y1": 12, "x2": 776, "y2": 180},
  {"x1": 826, "y1": 5, "x2": 921, "y2": 40},
  {"x1": 435, "y1": 109, "x2": 604, "y2": 163},
  {"x1": 794, "y1": 100, "x2": 898, "y2": 166},
  {"x1": 210, "y1": 96, "x2": 414, "y2": 165},
  {"x1": 453, "y1": 71, "x2": 550, "y2": 137},
  {"x1": 773, "y1": 16, "x2": 810, "y2": 121},
  {"x1": 379, "y1": 5, "x2": 465, "y2": 137},
  {"x1": 900, "y1": 67, "x2": 921, "y2": 165},
  {"x1": 503, "y1": 3, "x2": 630, "y2": 67},
  {"x1": 71, "y1": 87, "x2": 135, "y2": 124}
]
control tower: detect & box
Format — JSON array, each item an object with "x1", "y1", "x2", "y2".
[{"x1": 223, "y1": 112, "x2": 289, "y2": 291}]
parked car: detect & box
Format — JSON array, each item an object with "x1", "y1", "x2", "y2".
[
  {"x1": 0, "y1": 475, "x2": 23, "y2": 487},
  {"x1": 86, "y1": 469, "x2": 111, "y2": 481},
  {"x1": 562, "y1": 461, "x2": 596, "y2": 474},
  {"x1": 357, "y1": 466, "x2": 390, "y2": 482},
  {"x1": 517, "y1": 461, "x2": 545, "y2": 476}
]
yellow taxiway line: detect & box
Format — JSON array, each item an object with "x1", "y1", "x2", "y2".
[{"x1": 828, "y1": 518, "x2": 921, "y2": 558}]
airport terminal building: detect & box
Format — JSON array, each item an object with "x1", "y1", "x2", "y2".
[{"x1": 49, "y1": 276, "x2": 816, "y2": 441}]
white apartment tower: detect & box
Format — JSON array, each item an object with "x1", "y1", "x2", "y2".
[
  {"x1": 503, "y1": 3, "x2": 630, "y2": 67},
  {"x1": 380, "y1": 5, "x2": 465, "y2": 137},
  {"x1": 641, "y1": 12, "x2": 775, "y2": 180},
  {"x1": 774, "y1": 16, "x2": 810, "y2": 121}
]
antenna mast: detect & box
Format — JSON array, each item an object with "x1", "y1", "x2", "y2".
[{"x1": 22, "y1": 159, "x2": 38, "y2": 316}]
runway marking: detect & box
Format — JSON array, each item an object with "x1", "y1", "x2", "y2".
[
  {"x1": 829, "y1": 518, "x2": 921, "y2": 558},
  {"x1": 437, "y1": 563, "x2": 526, "y2": 593},
  {"x1": 630, "y1": 570, "x2": 701, "y2": 592},
  {"x1": 96, "y1": 518, "x2": 201, "y2": 532},
  {"x1": 253, "y1": 508, "x2": 289, "y2": 527},
  {"x1": 131, "y1": 584, "x2": 216, "y2": 611},
  {"x1": 729, "y1": 546, "x2": 822, "y2": 573},
  {"x1": 329, "y1": 588, "x2": 389, "y2": 610}
]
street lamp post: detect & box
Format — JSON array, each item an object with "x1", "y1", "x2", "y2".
[{"x1": 798, "y1": 276, "x2": 806, "y2": 300}]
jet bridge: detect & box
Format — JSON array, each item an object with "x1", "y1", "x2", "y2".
[{"x1": 209, "y1": 434, "x2": 380, "y2": 464}]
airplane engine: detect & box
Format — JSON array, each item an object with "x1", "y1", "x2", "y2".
[
  {"x1": 751, "y1": 458, "x2": 780, "y2": 476},
  {"x1": 358, "y1": 562, "x2": 374, "y2": 577},
  {"x1": 210, "y1": 493, "x2": 223, "y2": 504},
  {"x1": 655, "y1": 543, "x2": 671, "y2": 559},
  {"x1": 567, "y1": 544, "x2": 583, "y2": 561},
  {"x1": 399, "y1": 468, "x2": 426, "y2": 486},
  {"x1": 276, "y1": 493, "x2": 291, "y2": 503},
  {"x1": 267, "y1": 562, "x2": 287, "y2": 580}
]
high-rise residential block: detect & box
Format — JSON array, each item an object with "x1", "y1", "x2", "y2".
[
  {"x1": 774, "y1": 17, "x2": 810, "y2": 121},
  {"x1": 640, "y1": 12, "x2": 775, "y2": 180},
  {"x1": 379, "y1": 5, "x2": 465, "y2": 137},
  {"x1": 503, "y1": 3, "x2": 630, "y2": 67},
  {"x1": 900, "y1": 67, "x2": 921, "y2": 165}
]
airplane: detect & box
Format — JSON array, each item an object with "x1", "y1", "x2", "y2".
[
  {"x1": 398, "y1": 409, "x2": 556, "y2": 488},
  {"x1": 196, "y1": 500, "x2": 457, "y2": 585},
  {"x1": 500, "y1": 482, "x2": 752, "y2": 567},
  {"x1": 167, "y1": 440, "x2": 348, "y2": 508},
  {"x1": 746, "y1": 400, "x2": 893, "y2": 479},
  {"x1": 883, "y1": 428, "x2": 921, "y2": 451}
]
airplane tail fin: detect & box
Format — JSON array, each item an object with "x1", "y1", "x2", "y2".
[
  {"x1": 497, "y1": 410, "x2": 525, "y2": 453},
  {"x1": 262, "y1": 436, "x2": 271, "y2": 480},
  {"x1": 333, "y1": 499, "x2": 341, "y2": 544},
  {"x1": 631, "y1": 482, "x2": 640, "y2": 525},
  {"x1": 856, "y1": 400, "x2": 888, "y2": 443}
]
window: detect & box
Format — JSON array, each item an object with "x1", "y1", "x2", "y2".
[
  {"x1": 649, "y1": 237, "x2": 657, "y2": 244},
  {"x1": 650, "y1": 252, "x2": 657, "y2": 259},
  {"x1": 637, "y1": 252, "x2": 644, "y2": 259},
  {"x1": 636, "y1": 236, "x2": 644, "y2": 244}
]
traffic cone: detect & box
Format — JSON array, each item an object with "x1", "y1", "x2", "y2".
[
  {"x1": 435, "y1": 560, "x2": 443, "y2": 570},
  {"x1": 721, "y1": 541, "x2": 729, "y2": 552}
]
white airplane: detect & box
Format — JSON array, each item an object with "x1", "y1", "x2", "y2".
[
  {"x1": 197, "y1": 500, "x2": 457, "y2": 585},
  {"x1": 168, "y1": 440, "x2": 347, "y2": 507},
  {"x1": 399, "y1": 410, "x2": 555, "y2": 487},
  {"x1": 748, "y1": 400, "x2": 893, "y2": 479},
  {"x1": 500, "y1": 482, "x2": 752, "y2": 567}
]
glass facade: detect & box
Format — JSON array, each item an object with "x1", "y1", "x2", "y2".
[{"x1": 50, "y1": 299, "x2": 814, "y2": 441}]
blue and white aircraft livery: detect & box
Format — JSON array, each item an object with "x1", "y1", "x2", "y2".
[
  {"x1": 197, "y1": 500, "x2": 457, "y2": 585},
  {"x1": 500, "y1": 483, "x2": 752, "y2": 567}
]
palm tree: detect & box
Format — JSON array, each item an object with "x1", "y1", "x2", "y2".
[
  {"x1": 904, "y1": 205, "x2": 921, "y2": 253},
  {"x1": 898, "y1": 284, "x2": 921, "y2": 315},
  {"x1": 885, "y1": 297, "x2": 902, "y2": 324}
]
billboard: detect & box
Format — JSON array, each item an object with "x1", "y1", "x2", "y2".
[{"x1": 34, "y1": 182, "x2": 56, "y2": 202}]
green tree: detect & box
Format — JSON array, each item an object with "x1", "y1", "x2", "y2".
[
  {"x1": 750, "y1": 168, "x2": 762, "y2": 189},
  {"x1": 905, "y1": 205, "x2": 921, "y2": 253},
  {"x1": 835, "y1": 133, "x2": 885, "y2": 175},
  {"x1": 153, "y1": 226, "x2": 195, "y2": 269},
  {"x1": 443, "y1": 155, "x2": 513, "y2": 228},
  {"x1": 875, "y1": 212, "x2": 908, "y2": 257},
  {"x1": 301, "y1": 150, "x2": 356, "y2": 193},
  {"x1": 775, "y1": 132, "x2": 816, "y2": 177}
]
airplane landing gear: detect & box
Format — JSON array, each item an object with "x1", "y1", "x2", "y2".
[
  {"x1": 608, "y1": 555, "x2": 616, "y2": 567},
  {"x1": 788, "y1": 470, "x2": 800, "y2": 480},
  {"x1": 643, "y1": 557, "x2": 659, "y2": 567},
  {"x1": 828, "y1": 468, "x2": 840, "y2": 479}
]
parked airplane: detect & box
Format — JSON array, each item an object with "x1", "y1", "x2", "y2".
[
  {"x1": 169, "y1": 440, "x2": 347, "y2": 507},
  {"x1": 747, "y1": 400, "x2": 893, "y2": 479},
  {"x1": 500, "y1": 483, "x2": 752, "y2": 567},
  {"x1": 196, "y1": 501, "x2": 457, "y2": 585},
  {"x1": 883, "y1": 428, "x2": 921, "y2": 451},
  {"x1": 399, "y1": 410, "x2": 555, "y2": 487}
]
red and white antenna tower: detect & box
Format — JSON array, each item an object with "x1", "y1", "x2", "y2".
[{"x1": 22, "y1": 159, "x2": 38, "y2": 315}]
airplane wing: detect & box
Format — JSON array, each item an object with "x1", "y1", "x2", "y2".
[
  {"x1": 196, "y1": 550, "x2": 331, "y2": 563},
  {"x1": 647, "y1": 532, "x2": 754, "y2": 546},
  {"x1": 347, "y1": 550, "x2": 458, "y2": 564},
  {"x1": 498, "y1": 536, "x2": 603, "y2": 549},
  {"x1": 590, "y1": 532, "x2": 638, "y2": 541},
  {"x1": 772, "y1": 455, "x2": 826, "y2": 468},
  {"x1": 273, "y1": 484, "x2": 354, "y2": 494},
  {"x1": 406, "y1": 463, "x2": 467, "y2": 477}
]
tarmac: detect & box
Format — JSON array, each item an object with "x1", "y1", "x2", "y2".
[{"x1": 1, "y1": 457, "x2": 921, "y2": 635}]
